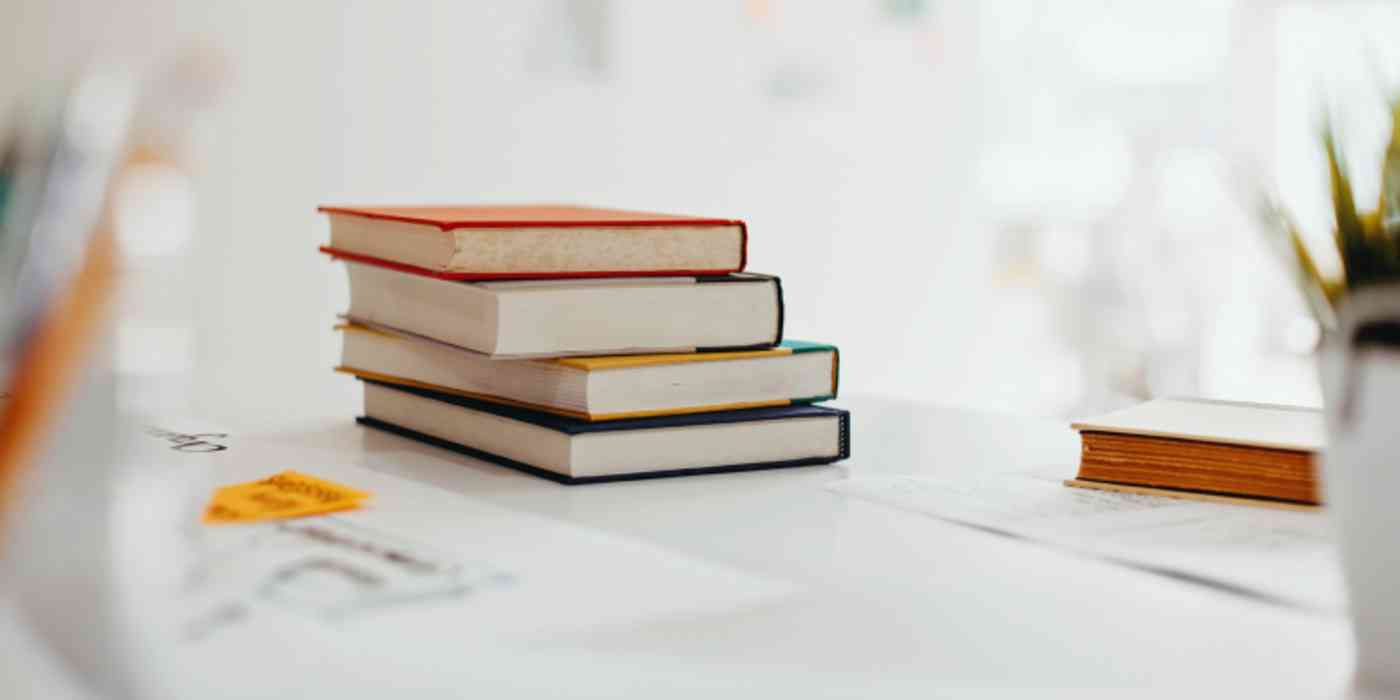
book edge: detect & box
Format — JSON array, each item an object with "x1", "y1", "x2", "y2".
[
  {"x1": 361, "y1": 379, "x2": 847, "y2": 434},
  {"x1": 321, "y1": 246, "x2": 743, "y2": 280},
  {"x1": 1069, "y1": 425, "x2": 1319, "y2": 453},
  {"x1": 338, "y1": 365, "x2": 813, "y2": 421},
  {"x1": 340, "y1": 322, "x2": 832, "y2": 371},
  {"x1": 317, "y1": 205, "x2": 745, "y2": 231},
  {"x1": 356, "y1": 416, "x2": 844, "y2": 485}
]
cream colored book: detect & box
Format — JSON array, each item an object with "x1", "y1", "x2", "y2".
[
  {"x1": 341, "y1": 262, "x2": 783, "y2": 358},
  {"x1": 336, "y1": 323, "x2": 839, "y2": 421},
  {"x1": 1068, "y1": 398, "x2": 1323, "y2": 505}
]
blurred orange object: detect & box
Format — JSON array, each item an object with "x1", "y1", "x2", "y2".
[{"x1": 0, "y1": 224, "x2": 118, "y2": 518}]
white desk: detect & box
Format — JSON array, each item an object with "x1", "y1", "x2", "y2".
[{"x1": 2, "y1": 394, "x2": 1354, "y2": 698}]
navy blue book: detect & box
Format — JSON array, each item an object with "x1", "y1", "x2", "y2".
[{"x1": 358, "y1": 380, "x2": 850, "y2": 485}]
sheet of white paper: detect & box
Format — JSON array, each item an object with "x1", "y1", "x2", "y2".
[
  {"x1": 89, "y1": 418, "x2": 796, "y2": 698},
  {"x1": 828, "y1": 469, "x2": 1345, "y2": 613}
]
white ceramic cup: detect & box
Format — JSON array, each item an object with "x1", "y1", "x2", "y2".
[{"x1": 1321, "y1": 285, "x2": 1400, "y2": 696}]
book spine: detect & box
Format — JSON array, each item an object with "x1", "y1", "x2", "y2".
[
  {"x1": 737, "y1": 220, "x2": 749, "y2": 272},
  {"x1": 772, "y1": 275, "x2": 785, "y2": 345},
  {"x1": 828, "y1": 347, "x2": 839, "y2": 398},
  {"x1": 838, "y1": 410, "x2": 851, "y2": 460},
  {"x1": 691, "y1": 276, "x2": 784, "y2": 352}
]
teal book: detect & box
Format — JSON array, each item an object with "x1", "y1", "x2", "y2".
[{"x1": 338, "y1": 323, "x2": 838, "y2": 421}]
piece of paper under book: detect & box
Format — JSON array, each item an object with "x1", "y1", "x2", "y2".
[
  {"x1": 203, "y1": 470, "x2": 370, "y2": 524},
  {"x1": 128, "y1": 448, "x2": 794, "y2": 697},
  {"x1": 828, "y1": 469, "x2": 1344, "y2": 613}
]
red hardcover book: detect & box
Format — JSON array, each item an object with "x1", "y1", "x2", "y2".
[{"x1": 318, "y1": 204, "x2": 748, "y2": 280}]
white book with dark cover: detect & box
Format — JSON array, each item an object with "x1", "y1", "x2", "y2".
[{"x1": 359, "y1": 381, "x2": 850, "y2": 483}]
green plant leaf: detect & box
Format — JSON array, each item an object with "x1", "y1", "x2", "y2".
[
  {"x1": 1324, "y1": 127, "x2": 1386, "y2": 288},
  {"x1": 1381, "y1": 99, "x2": 1400, "y2": 237},
  {"x1": 1256, "y1": 196, "x2": 1338, "y2": 329}
]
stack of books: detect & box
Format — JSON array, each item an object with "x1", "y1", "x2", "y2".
[{"x1": 319, "y1": 204, "x2": 850, "y2": 484}]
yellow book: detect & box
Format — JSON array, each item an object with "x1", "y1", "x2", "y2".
[{"x1": 335, "y1": 323, "x2": 838, "y2": 421}]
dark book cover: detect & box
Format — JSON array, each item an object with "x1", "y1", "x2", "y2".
[{"x1": 357, "y1": 380, "x2": 850, "y2": 485}]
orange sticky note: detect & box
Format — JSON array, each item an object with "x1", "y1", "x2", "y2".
[{"x1": 202, "y1": 470, "x2": 370, "y2": 524}]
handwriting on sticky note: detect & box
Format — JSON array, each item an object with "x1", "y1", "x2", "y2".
[{"x1": 203, "y1": 471, "x2": 370, "y2": 524}]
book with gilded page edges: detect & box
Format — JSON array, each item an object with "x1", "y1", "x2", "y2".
[
  {"x1": 319, "y1": 204, "x2": 747, "y2": 280},
  {"x1": 358, "y1": 380, "x2": 850, "y2": 485},
  {"x1": 337, "y1": 322, "x2": 837, "y2": 421},
  {"x1": 1068, "y1": 397, "x2": 1323, "y2": 505}
]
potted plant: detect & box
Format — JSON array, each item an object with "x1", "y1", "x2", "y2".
[{"x1": 1265, "y1": 104, "x2": 1400, "y2": 695}]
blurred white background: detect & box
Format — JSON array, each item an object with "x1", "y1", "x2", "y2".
[{"x1": 5, "y1": 0, "x2": 1400, "y2": 426}]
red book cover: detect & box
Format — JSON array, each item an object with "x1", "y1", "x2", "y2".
[{"x1": 318, "y1": 204, "x2": 748, "y2": 281}]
